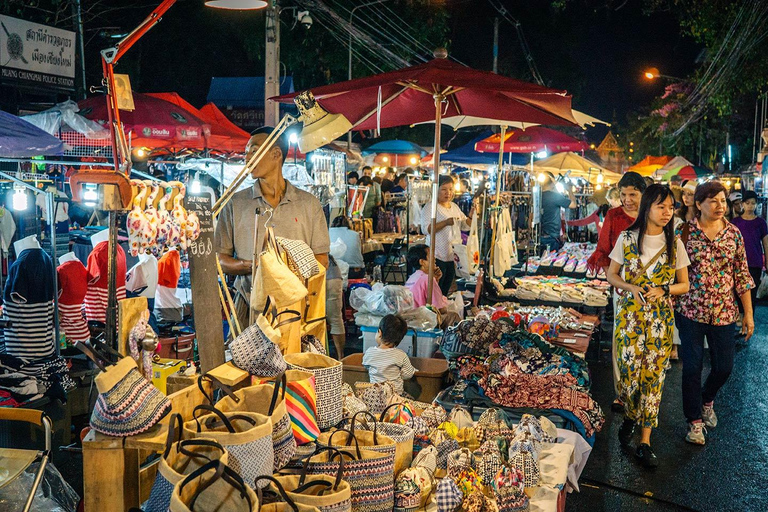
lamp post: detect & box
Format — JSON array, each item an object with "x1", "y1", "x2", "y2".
[
  {"x1": 643, "y1": 68, "x2": 683, "y2": 81},
  {"x1": 347, "y1": 0, "x2": 390, "y2": 147}
]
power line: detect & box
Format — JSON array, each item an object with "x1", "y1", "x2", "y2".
[{"x1": 486, "y1": 0, "x2": 545, "y2": 85}]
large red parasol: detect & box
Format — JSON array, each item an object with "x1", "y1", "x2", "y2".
[
  {"x1": 474, "y1": 126, "x2": 588, "y2": 154},
  {"x1": 274, "y1": 52, "x2": 577, "y2": 303},
  {"x1": 198, "y1": 102, "x2": 252, "y2": 153},
  {"x1": 78, "y1": 92, "x2": 211, "y2": 150}
]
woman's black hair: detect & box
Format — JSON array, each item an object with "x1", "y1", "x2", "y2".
[
  {"x1": 407, "y1": 244, "x2": 429, "y2": 275},
  {"x1": 626, "y1": 184, "x2": 676, "y2": 265},
  {"x1": 618, "y1": 171, "x2": 647, "y2": 193},
  {"x1": 743, "y1": 190, "x2": 758, "y2": 202},
  {"x1": 438, "y1": 174, "x2": 455, "y2": 188}
]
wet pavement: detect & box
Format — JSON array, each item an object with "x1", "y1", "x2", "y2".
[{"x1": 567, "y1": 303, "x2": 768, "y2": 511}]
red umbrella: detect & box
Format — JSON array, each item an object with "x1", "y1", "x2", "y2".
[
  {"x1": 474, "y1": 126, "x2": 588, "y2": 154},
  {"x1": 274, "y1": 53, "x2": 577, "y2": 303},
  {"x1": 198, "y1": 102, "x2": 252, "y2": 153},
  {"x1": 78, "y1": 92, "x2": 211, "y2": 150}
]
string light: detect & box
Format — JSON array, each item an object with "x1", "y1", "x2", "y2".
[{"x1": 12, "y1": 185, "x2": 27, "y2": 211}]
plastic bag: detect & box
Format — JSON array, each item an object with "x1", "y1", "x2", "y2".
[
  {"x1": 0, "y1": 462, "x2": 80, "y2": 512},
  {"x1": 446, "y1": 292, "x2": 465, "y2": 320},
  {"x1": 757, "y1": 273, "x2": 768, "y2": 299},
  {"x1": 350, "y1": 286, "x2": 374, "y2": 311},
  {"x1": 330, "y1": 237, "x2": 348, "y2": 260},
  {"x1": 336, "y1": 258, "x2": 350, "y2": 289},
  {"x1": 400, "y1": 306, "x2": 438, "y2": 330},
  {"x1": 351, "y1": 283, "x2": 415, "y2": 316},
  {"x1": 354, "y1": 311, "x2": 384, "y2": 327}
]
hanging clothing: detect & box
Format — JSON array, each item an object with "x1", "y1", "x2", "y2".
[
  {"x1": 610, "y1": 231, "x2": 689, "y2": 428},
  {"x1": 57, "y1": 259, "x2": 90, "y2": 343},
  {"x1": 1, "y1": 248, "x2": 56, "y2": 360},
  {"x1": 84, "y1": 241, "x2": 127, "y2": 324},
  {"x1": 126, "y1": 253, "x2": 159, "y2": 299},
  {"x1": 0, "y1": 206, "x2": 16, "y2": 254},
  {"x1": 155, "y1": 249, "x2": 182, "y2": 323}
]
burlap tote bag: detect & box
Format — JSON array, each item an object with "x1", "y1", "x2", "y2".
[
  {"x1": 271, "y1": 447, "x2": 352, "y2": 512},
  {"x1": 317, "y1": 418, "x2": 397, "y2": 471},
  {"x1": 343, "y1": 407, "x2": 413, "y2": 476},
  {"x1": 284, "y1": 353, "x2": 343, "y2": 429},
  {"x1": 144, "y1": 413, "x2": 230, "y2": 512},
  {"x1": 214, "y1": 374, "x2": 297, "y2": 471},
  {"x1": 252, "y1": 228, "x2": 308, "y2": 311},
  {"x1": 170, "y1": 460, "x2": 258, "y2": 512},
  {"x1": 254, "y1": 475, "x2": 321, "y2": 512},
  {"x1": 183, "y1": 405, "x2": 274, "y2": 488}
]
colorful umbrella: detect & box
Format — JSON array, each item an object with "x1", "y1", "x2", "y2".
[
  {"x1": 627, "y1": 155, "x2": 672, "y2": 177},
  {"x1": 671, "y1": 165, "x2": 713, "y2": 181},
  {"x1": 533, "y1": 152, "x2": 621, "y2": 183},
  {"x1": 422, "y1": 131, "x2": 529, "y2": 168},
  {"x1": 656, "y1": 156, "x2": 694, "y2": 180},
  {"x1": 78, "y1": 93, "x2": 211, "y2": 150},
  {"x1": 474, "y1": 126, "x2": 587, "y2": 154}
]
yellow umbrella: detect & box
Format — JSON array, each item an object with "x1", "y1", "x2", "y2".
[
  {"x1": 533, "y1": 152, "x2": 621, "y2": 184},
  {"x1": 628, "y1": 155, "x2": 673, "y2": 177}
]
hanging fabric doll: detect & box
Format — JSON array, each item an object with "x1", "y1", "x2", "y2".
[{"x1": 128, "y1": 309, "x2": 158, "y2": 380}]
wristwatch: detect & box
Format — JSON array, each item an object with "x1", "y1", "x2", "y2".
[{"x1": 661, "y1": 284, "x2": 670, "y2": 295}]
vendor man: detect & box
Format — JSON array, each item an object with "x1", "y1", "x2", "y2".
[{"x1": 215, "y1": 127, "x2": 330, "y2": 329}]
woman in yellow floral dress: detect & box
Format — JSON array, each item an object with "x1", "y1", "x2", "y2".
[{"x1": 606, "y1": 185, "x2": 690, "y2": 468}]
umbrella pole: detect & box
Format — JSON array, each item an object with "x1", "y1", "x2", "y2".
[
  {"x1": 488, "y1": 125, "x2": 507, "y2": 276},
  {"x1": 426, "y1": 93, "x2": 445, "y2": 307}
]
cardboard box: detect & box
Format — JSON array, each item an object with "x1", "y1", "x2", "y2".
[
  {"x1": 341, "y1": 353, "x2": 448, "y2": 402},
  {"x1": 152, "y1": 358, "x2": 187, "y2": 394}
]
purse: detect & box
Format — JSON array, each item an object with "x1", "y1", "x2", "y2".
[
  {"x1": 434, "y1": 477, "x2": 462, "y2": 512},
  {"x1": 275, "y1": 369, "x2": 320, "y2": 445},
  {"x1": 341, "y1": 383, "x2": 368, "y2": 417},
  {"x1": 381, "y1": 399, "x2": 414, "y2": 425},
  {"x1": 475, "y1": 439, "x2": 503, "y2": 486},
  {"x1": 183, "y1": 405, "x2": 274, "y2": 488},
  {"x1": 301, "y1": 334, "x2": 327, "y2": 356},
  {"x1": 285, "y1": 352, "x2": 343, "y2": 429},
  {"x1": 507, "y1": 440, "x2": 540, "y2": 488},
  {"x1": 90, "y1": 355, "x2": 171, "y2": 437},
  {"x1": 317, "y1": 419, "x2": 397, "y2": 463},
  {"x1": 447, "y1": 406, "x2": 474, "y2": 429},
  {"x1": 169, "y1": 460, "x2": 258, "y2": 512},
  {"x1": 144, "y1": 413, "x2": 229, "y2": 512},
  {"x1": 252, "y1": 227, "x2": 308, "y2": 311},
  {"x1": 340, "y1": 409, "x2": 411, "y2": 475},
  {"x1": 277, "y1": 236, "x2": 320, "y2": 280},
  {"x1": 354, "y1": 381, "x2": 396, "y2": 415},
  {"x1": 230, "y1": 296, "x2": 299, "y2": 377},
  {"x1": 453, "y1": 212, "x2": 479, "y2": 279},
  {"x1": 395, "y1": 466, "x2": 434, "y2": 510},
  {"x1": 411, "y1": 445, "x2": 437, "y2": 474},
  {"x1": 215, "y1": 374, "x2": 297, "y2": 471},
  {"x1": 420, "y1": 402, "x2": 447, "y2": 429},
  {"x1": 447, "y1": 447, "x2": 476, "y2": 479}
]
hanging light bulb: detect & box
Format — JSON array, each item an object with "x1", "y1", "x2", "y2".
[
  {"x1": 12, "y1": 185, "x2": 27, "y2": 211},
  {"x1": 537, "y1": 172, "x2": 547, "y2": 183},
  {"x1": 83, "y1": 184, "x2": 99, "y2": 207},
  {"x1": 595, "y1": 183, "x2": 603, "y2": 191},
  {"x1": 596, "y1": 171, "x2": 605, "y2": 184},
  {"x1": 190, "y1": 172, "x2": 202, "y2": 195},
  {"x1": 410, "y1": 157, "x2": 418, "y2": 165},
  {"x1": 288, "y1": 132, "x2": 299, "y2": 145}
]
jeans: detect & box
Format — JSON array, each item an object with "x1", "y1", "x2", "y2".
[
  {"x1": 676, "y1": 312, "x2": 736, "y2": 422},
  {"x1": 540, "y1": 236, "x2": 563, "y2": 253},
  {"x1": 436, "y1": 258, "x2": 456, "y2": 297}
]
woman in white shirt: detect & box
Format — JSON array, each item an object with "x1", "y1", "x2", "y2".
[
  {"x1": 421, "y1": 175, "x2": 473, "y2": 296},
  {"x1": 606, "y1": 184, "x2": 690, "y2": 469}
]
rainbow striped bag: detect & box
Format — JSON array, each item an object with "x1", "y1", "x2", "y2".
[{"x1": 283, "y1": 369, "x2": 321, "y2": 445}]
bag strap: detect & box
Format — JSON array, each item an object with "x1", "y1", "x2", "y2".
[
  {"x1": 299, "y1": 445, "x2": 346, "y2": 490},
  {"x1": 274, "y1": 310, "x2": 302, "y2": 328},
  {"x1": 267, "y1": 372, "x2": 288, "y2": 416},
  {"x1": 180, "y1": 460, "x2": 252, "y2": 511},
  {"x1": 629, "y1": 243, "x2": 667, "y2": 286},
  {"x1": 198, "y1": 374, "x2": 240, "y2": 406},
  {"x1": 349, "y1": 410, "x2": 379, "y2": 443},
  {"x1": 193, "y1": 404, "x2": 254, "y2": 434},
  {"x1": 380, "y1": 402, "x2": 409, "y2": 423},
  {"x1": 327, "y1": 428, "x2": 362, "y2": 458},
  {"x1": 254, "y1": 475, "x2": 300, "y2": 512},
  {"x1": 164, "y1": 413, "x2": 184, "y2": 458},
  {"x1": 177, "y1": 439, "x2": 227, "y2": 462},
  {"x1": 292, "y1": 479, "x2": 333, "y2": 496}
]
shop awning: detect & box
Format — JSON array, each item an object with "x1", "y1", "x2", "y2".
[{"x1": 0, "y1": 109, "x2": 67, "y2": 157}]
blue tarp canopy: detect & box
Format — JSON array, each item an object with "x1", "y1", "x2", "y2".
[
  {"x1": 363, "y1": 139, "x2": 427, "y2": 156},
  {"x1": 207, "y1": 77, "x2": 294, "y2": 108},
  {"x1": 0, "y1": 110, "x2": 66, "y2": 158},
  {"x1": 442, "y1": 131, "x2": 528, "y2": 166}
]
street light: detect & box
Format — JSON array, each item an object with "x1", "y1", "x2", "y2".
[
  {"x1": 347, "y1": 0, "x2": 390, "y2": 147},
  {"x1": 643, "y1": 67, "x2": 682, "y2": 81}
]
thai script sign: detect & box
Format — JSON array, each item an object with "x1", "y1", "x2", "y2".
[{"x1": 0, "y1": 15, "x2": 75, "y2": 91}]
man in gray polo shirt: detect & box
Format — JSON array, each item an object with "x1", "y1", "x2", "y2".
[{"x1": 215, "y1": 126, "x2": 330, "y2": 329}]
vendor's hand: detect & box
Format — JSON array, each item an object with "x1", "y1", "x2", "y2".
[
  {"x1": 644, "y1": 286, "x2": 666, "y2": 303},
  {"x1": 742, "y1": 314, "x2": 755, "y2": 341},
  {"x1": 445, "y1": 217, "x2": 455, "y2": 226}
]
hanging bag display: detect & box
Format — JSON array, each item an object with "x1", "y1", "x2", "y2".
[
  {"x1": 229, "y1": 296, "x2": 300, "y2": 377},
  {"x1": 144, "y1": 413, "x2": 230, "y2": 512},
  {"x1": 252, "y1": 227, "x2": 308, "y2": 311},
  {"x1": 215, "y1": 374, "x2": 297, "y2": 471},
  {"x1": 284, "y1": 353, "x2": 343, "y2": 429},
  {"x1": 89, "y1": 354, "x2": 171, "y2": 437},
  {"x1": 183, "y1": 404, "x2": 274, "y2": 488},
  {"x1": 170, "y1": 460, "x2": 258, "y2": 512},
  {"x1": 493, "y1": 208, "x2": 518, "y2": 277},
  {"x1": 453, "y1": 212, "x2": 479, "y2": 279},
  {"x1": 299, "y1": 437, "x2": 395, "y2": 512}
]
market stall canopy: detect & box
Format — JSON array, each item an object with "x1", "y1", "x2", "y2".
[
  {"x1": 533, "y1": 152, "x2": 621, "y2": 183},
  {"x1": 656, "y1": 156, "x2": 694, "y2": 179},
  {"x1": 667, "y1": 164, "x2": 713, "y2": 181},
  {"x1": 417, "y1": 108, "x2": 609, "y2": 130},
  {"x1": 199, "y1": 102, "x2": 252, "y2": 153},
  {"x1": 474, "y1": 127, "x2": 588, "y2": 154},
  {"x1": 422, "y1": 131, "x2": 529, "y2": 167},
  {"x1": 22, "y1": 100, "x2": 110, "y2": 139},
  {"x1": 272, "y1": 57, "x2": 577, "y2": 131},
  {"x1": 0, "y1": 109, "x2": 68, "y2": 157},
  {"x1": 362, "y1": 139, "x2": 427, "y2": 156},
  {"x1": 78, "y1": 93, "x2": 211, "y2": 150},
  {"x1": 627, "y1": 155, "x2": 672, "y2": 177}
]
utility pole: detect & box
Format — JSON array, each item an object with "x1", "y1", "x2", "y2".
[
  {"x1": 493, "y1": 17, "x2": 499, "y2": 74},
  {"x1": 264, "y1": 0, "x2": 280, "y2": 127},
  {"x1": 72, "y1": 0, "x2": 87, "y2": 99}
]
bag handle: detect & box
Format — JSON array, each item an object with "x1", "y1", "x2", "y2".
[
  {"x1": 177, "y1": 439, "x2": 227, "y2": 462},
  {"x1": 628, "y1": 243, "x2": 667, "y2": 287},
  {"x1": 379, "y1": 402, "x2": 409, "y2": 423},
  {"x1": 192, "y1": 404, "x2": 256, "y2": 434},
  {"x1": 164, "y1": 412, "x2": 184, "y2": 458},
  {"x1": 299, "y1": 445, "x2": 345, "y2": 490},
  {"x1": 267, "y1": 372, "x2": 288, "y2": 416},
  {"x1": 274, "y1": 310, "x2": 302, "y2": 328},
  {"x1": 349, "y1": 410, "x2": 379, "y2": 443},
  {"x1": 198, "y1": 374, "x2": 240, "y2": 406},
  {"x1": 292, "y1": 480, "x2": 333, "y2": 496},
  {"x1": 254, "y1": 475, "x2": 300, "y2": 512},
  {"x1": 180, "y1": 460, "x2": 252, "y2": 511},
  {"x1": 327, "y1": 428, "x2": 362, "y2": 458}
]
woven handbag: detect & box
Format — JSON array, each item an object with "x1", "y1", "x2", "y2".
[
  {"x1": 507, "y1": 440, "x2": 540, "y2": 488},
  {"x1": 353, "y1": 381, "x2": 395, "y2": 415},
  {"x1": 230, "y1": 296, "x2": 299, "y2": 377},
  {"x1": 279, "y1": 370, "x2": 321, "y2": 445},
  {"x1": 408, "y1": 416, "x2": 431, "y2": 457},
  {"x1": 169, "y1": 460, "x2": 258, "y2": 512},
  {"x1": 317, "y1": 423, "x2": 397, "y2": 466},
  {"x1": 90, "y1": 356, "x2": 171, "y2": 437},
  {"x1": 421, "y1": 402, "x2": 447, "y2": 429},
  {"x1": 411, "y1": 445, "x2": 437, "y2": 474},
  {"x1": 253, "y1": 475, "x2": 321, "y2": 512},
  {"x1": 381, "y1": 399, "x2": 414, "y2": 425},
  {"x1": 299, "y1": 442, "x2": 395, "y2": 512},
  {"x1": 285, "y1": 353, "x2": 343, "y2": 429},
  {"x1": 341, "y1": 383, "x2": 368, "y2": 417},
  {"x1": 271, "y1": 463, "x2": 352, "y2": 512},
  {"x1": 277, "y1": 236, "x2": 320, "y2": 280},
  {"x1": 492, "y1": 465, "x2": 529, "y2": 512},
  {"x1": 183, "y1": 405, "x2": 274, "y2": 488},
  {"x1": 215, "y1": 374, "x2": 297, "y2": 471},
  {"x1": 144, "y1": 413, "x2": 229, "y2": 512},
  {"x1": 447, "y1": 406, "x2": 474, "y2": 429},
  {"x1": 376, "y1": 404, "x2": 415, "y2": 474},
  {"x1": 475, "y1": 440, "x2": 503, "y2": 486},
  {"x1": 447, "y1": 447, "x2": 476, "y2": 479},
  {"x1": 252, "y1": 228, "x2": 308, "y2": 311},
  {"x1": 332, "y1": 412, "x2": 408, "y2": 474}
]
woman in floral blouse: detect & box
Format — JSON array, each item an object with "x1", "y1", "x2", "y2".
[
  {"x1": 607, "y1": 185, "x2": 690, "y2": 468},
  {"x1": 676, "y1": 181, "x2": 755, "y2": 446}
]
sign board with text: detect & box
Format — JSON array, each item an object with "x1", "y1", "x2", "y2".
[{"x1": 0, "y1": 15, "x2": 75, "y2": 91}]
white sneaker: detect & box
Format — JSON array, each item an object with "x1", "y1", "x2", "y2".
[
  {"x1": 702, "y1": 404, "x2": 718, "y2": 428},
  {"x1": 686, "y1": 422, "x2": 707, "y2": 445}
]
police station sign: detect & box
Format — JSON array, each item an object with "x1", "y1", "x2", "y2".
[{"x1": 0, "y1": 15, "x2": 75, "y2": 91}]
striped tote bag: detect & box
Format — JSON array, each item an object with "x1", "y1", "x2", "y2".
[{"x1": 281, "y1": 369, "x2": 321, "y2": 445}]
